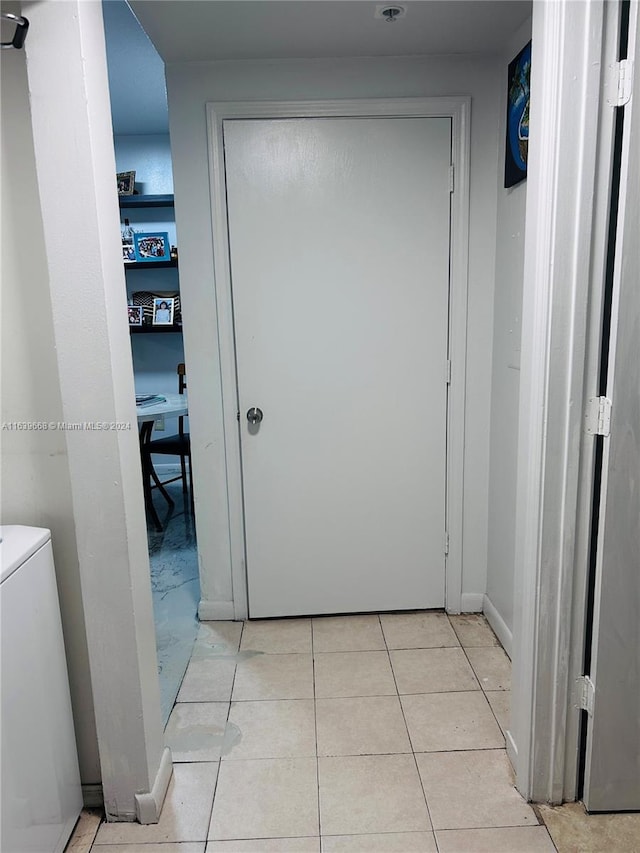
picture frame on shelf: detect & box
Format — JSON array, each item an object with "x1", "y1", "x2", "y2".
[
  {"x1": 128, "y1": 305, "x2": 144, "y2": 326},
  {"x1": 117, "y1": 170, "x2": 136, "y2": 196},
  {"x1": 122, "y1": 243, "x2": 136, "y2": 263},
  {"x1": 134, "y1": 231, "x2": 170, "y2": 263},
  {"x1": 152, "y1": 297, "x2": 175, "y2": 326}
]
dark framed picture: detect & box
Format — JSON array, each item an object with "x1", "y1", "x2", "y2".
[
  {"x1": 122, "y1": 243, "x2": 136, "y2": 263},
  {"x1": 117, "y1": 170, "x2": 136, "y2": 196},
  {"x1": 128, "y1": 305, "x2": 144, "y2": 326},
  {"x1": 134, "y1": 232, "x2": 170, "y2": 263},
  {"x1": 505, "y1": 41, "x2": 531, "y2": 188},
  {"x1": 152, "y1": 297, "x2": 175, "y2": 326}
]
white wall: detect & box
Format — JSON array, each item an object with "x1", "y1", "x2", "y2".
[
  {"x1": 0, "y1": 14, "x2": 101, "y2": 787},
  {"x1": 14, "y1": 0, "x2": 169, "y2": 819},
  {"x1": 485, "y1": 19, "x2": 532, "y2": 654},
  {"x1": 166, "y1": 55, "x2": 502, "y2": 614}
]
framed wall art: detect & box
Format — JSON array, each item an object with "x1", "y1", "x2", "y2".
[{"x1": 505, "y1": 41, "x2": 531, "y2": 188}]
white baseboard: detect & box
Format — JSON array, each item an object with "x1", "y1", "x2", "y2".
[
  {"x1": 198, "y1": 599, "x2": 235, "y2": 621},
  {"x1": 82, "y1": 783, "x2": 104, "y2": 808},
  {"x1": 483, "y1": 594, "x2": 513, "y2": 659},
  {"x1": 134, "y1": 747, "x2": 173, "y2": 825},
  {"x1": 506, "y1": 728, "x2": 518, "y2": 771},
  {"x1": 460, "y1": 593, "x2": 484, "y2": 612}
]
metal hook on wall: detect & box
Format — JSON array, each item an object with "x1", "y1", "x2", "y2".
[{"x1": 1, "y1": 11, "x2": 29, "y2": 49}]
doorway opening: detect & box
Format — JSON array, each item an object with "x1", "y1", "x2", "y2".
[{"x1": 102, "y1": 0, "x2": 200, "y2": 724}]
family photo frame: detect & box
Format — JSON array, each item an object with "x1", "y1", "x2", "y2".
[
  {"x1": 117, "y1": 170, "x2": 136, "y2": 196},
  {"x1": 127, "y1": 305, "x2": 144, "y2": 326},
  {"x1": 134, "y1": 231, "x2": 170, "y2": 263},
  {"x1": 152, "y1": 297, "x2": 175, "y2": 326}
]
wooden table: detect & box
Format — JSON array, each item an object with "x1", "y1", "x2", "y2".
[{"x1": 137, "y1": 394, "x2": 188, "y2": 531}]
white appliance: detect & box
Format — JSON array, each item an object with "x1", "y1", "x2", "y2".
[{"x1": 1, "y1": 526, "x2": 83, "y2": 853}]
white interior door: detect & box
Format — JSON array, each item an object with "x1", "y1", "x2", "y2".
[
  {"x1": 582, "y1": 9, "x2": 640, "y2": 811},
  {"x1": 223, "y1": 116, "x2": 452, "y2": 617}
]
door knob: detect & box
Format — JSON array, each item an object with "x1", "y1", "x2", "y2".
[{"x1": 247, "y1": 407, "x2": 263, "y2": 425}]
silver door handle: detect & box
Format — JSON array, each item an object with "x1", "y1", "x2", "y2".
[{"x1": 247, "y1": 407, "x2": 263, "y2": 425}]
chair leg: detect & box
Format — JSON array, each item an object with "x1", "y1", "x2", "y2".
[
  {"x1": 141, "y1": 451, "x2": 163, "y2": 531},
  {"x1": 180, "y1": 452, "x2": 188, "y2": 497},
  {"x1": 188, "y1": 451, "x2": 194, "y2": 516},
  {"x1": 148, "y1": 458, "x2": 175, "y2": 508}
]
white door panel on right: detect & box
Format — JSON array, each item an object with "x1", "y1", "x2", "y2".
[{"x1": 224, "y1": 116, "x2": 451, "y2": 617}]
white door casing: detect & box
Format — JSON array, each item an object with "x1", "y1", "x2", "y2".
[
  {"x1": 224, "y1": 116, "x2": 451, "y2": 617},
  {"x1": 206, "y1": 98, "x2": 471, "y2": 620}
]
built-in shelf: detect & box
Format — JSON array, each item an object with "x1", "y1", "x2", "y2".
[
  {"x1": 130, "y1": 325, "x2": 183, "y2": 335},
  {"x1": 119, "y1": 193, "x2": 174, "y2": 209},
  {"x1": 124, "y1": 259, "x2": 178, "y2": 270}
]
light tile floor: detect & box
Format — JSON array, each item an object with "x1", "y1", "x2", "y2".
[{"x1": 90, "y1": 611, "x2": 565, "y2": 852}]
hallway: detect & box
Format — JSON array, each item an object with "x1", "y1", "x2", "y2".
[{"x1": 89, "y1": 611, "x2": 557, "y2": 851}]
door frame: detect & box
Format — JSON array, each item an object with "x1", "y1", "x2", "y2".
[
  {"x1": 511, "y1": 0, "x2": 624, "y2": 802},
  {"x1": 206, "y1": 97, "x2": 471, "y2": 620}
]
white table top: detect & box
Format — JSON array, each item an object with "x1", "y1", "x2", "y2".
[{"x1": 136, "y1": 393, "x2": 188, "y2": 424}]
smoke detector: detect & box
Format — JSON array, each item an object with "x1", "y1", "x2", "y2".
[{"x1": 375, "y1": 5, "x2": 407, "y2": 23}]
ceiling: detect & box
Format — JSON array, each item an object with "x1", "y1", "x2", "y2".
[{"x1": 103, "y1": 0, "x2": 531, "y2": 135}]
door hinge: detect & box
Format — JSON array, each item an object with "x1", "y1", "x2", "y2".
[
  {"x1": 585, "y1": 396, "x2": 612, "y2": 437},
  {"x1": 608, "y1": 59, "x2": 633, "y2": 107},
  {"x1": 444, "y1": 531, "x2": 450, "y2": 555},
  {"x1": 236, "y1": 410, "x2": 240, "y2": 422},
  {"x1": 445, "y1": 359, "x2": 452, "y2": 384},
  {"x1": 449, "y1": 164, "x2": 455, "y2": 193},
  {"x1": 577, "y1": 675, "x2": 595, "y2": 716}
]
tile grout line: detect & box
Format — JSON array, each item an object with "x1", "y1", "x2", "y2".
[
  {"x1": 311, "y1": 619, "x2": 323, "y2": 846},
  {"x1": 205, "y1": 619, "x2": 245, "y2": 844},
  {"x1": 381, "y1": 613, "x2": 439, "y2": 849}
]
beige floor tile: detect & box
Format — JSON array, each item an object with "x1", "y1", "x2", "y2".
[
  {"x1": 240, "y1": 619, "x2": 312, "y2": 654},
  {"x1": 486, "y1": 690, "x2": 511, "y2": 734},
  {"x1": 416, "y1": 750, "x2": 537, "y2": 830},
  {"x1": 207, "y1": 839, "x2": 319, "y2": 852},
  {"x1": 401, "y1": 692, "x2": 504, "y2": 752},
  {"x1": 65, "y1": 808, "x2": 102, "y2": 853},
  {"x1": 232, "y1": 653, "x2": 314, "y2": 701},
  {"x1": 318, "y1": 754, "x2": 431, "y2": 836},
  {"x1": 436, "y1": 826, "x2": 556, "y2": 852},
  {"x1": 96, "y1": 846, "x2": 205, "y2": 853},
  {"x1": 94, "y1": 763, "x2": 219, "y2": 844},
  {"x1": 466, "y1": 647, "x2": 511, "y2": 691},
  {"x1": 165, "y1": 702, "x2": 230, "y2": 762},
  {"x1": 538, "y1": 802, "x2": 640, "y2": 853},
  {"x1": 314, "y1": 651, "x2": 396, "y2": 698},
  {"x1": 380, "y1": 612, "x2": 460, "y2": 650},
  {"x1": 449, "y1": 614, "x2": 499, "y2": 647},
  {"x1": 192, "y1": 622, "x2": 243, "y2": 658},
  {"x1": 312, "y1": 615, "x2": 385, "y2": 652},
  {"x1": 322, "y1": 832, "x2": 437, "y2": 851},
  {"x1": 209, "y1": 757, "x2": 318, "y2": 840},
  {"x1": 316, "y1": 696, "x2": 411, "y2": 756},
  {"x1": 177, "y1": 658, "x2": 237, "y2": 703},
  {"x1": 223, "y1": 699, "x2": 316, "y2": 759},
  {"x1": 390, "y1": 647, "x2": 479, "y2": 694}
]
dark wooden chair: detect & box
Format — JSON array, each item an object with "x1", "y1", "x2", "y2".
[{"x1": 145, "y1": 363, "x2": 192, "y2": 509}]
